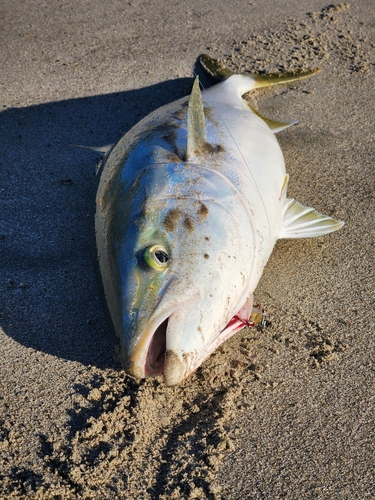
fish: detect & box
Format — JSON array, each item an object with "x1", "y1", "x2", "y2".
[{"x1": 94, "y1": 54, "x2": 344, "y2": 386}]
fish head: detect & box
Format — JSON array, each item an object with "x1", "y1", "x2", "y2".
[{"x1": 108, "y1": 161, "x2": 257, "y2": 386}]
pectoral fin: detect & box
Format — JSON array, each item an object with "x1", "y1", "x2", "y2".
[{"x1": 280, "y1": 198, "x2": 344, "y2": 238}]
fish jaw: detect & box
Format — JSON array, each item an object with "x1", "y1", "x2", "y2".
[
  {"x1": 124, "y1": 295, "x2": 255, "y2": 386},
  {"x1": 124, "y1": 315, "x2": 251, "y2": 386},
  {"x1": 163, "y1": 293, "x2": 255, "y2": 385},
  {"x1": 124, "y1": 295, "x2": 199, "y2": 381}
]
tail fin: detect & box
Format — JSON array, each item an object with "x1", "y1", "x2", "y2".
[
  {"x1": 199, "y1": 54, "x2": 320, "y2": 88},
  {"x1": 199, "y1": 54, "x2": 235, "y2": 81}
]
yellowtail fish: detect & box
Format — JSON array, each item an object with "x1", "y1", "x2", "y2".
[{"x1": 94, "y1": 55, "x2": 343, "y2": 386}]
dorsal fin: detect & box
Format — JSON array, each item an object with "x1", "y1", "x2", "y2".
[{"x1": 186, "y1": 76, "x2": 208, "y2": 158}]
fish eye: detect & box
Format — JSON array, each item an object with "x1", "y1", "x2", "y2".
[{"x1": 144, "y1": 245, "x2": 170, "y2": 271}]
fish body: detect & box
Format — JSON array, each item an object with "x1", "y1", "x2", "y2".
[{"x1": 95, "y1": 56, "x2": 343, "y2": 386}]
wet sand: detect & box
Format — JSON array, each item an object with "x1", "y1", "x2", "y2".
[{"x1": 1, "y1": 1, "x2": 374, "y2": 498}]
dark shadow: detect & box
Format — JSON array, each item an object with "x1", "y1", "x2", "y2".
[
  {"x1": 2, "y1": 466, "x2": 45, "y2": 496},
  {"x1": 193, "y1": 58, "x2": 218, "y2": 88},
  {"x1": 0, "y1": 77, "x2": 194, "y2": 368}
]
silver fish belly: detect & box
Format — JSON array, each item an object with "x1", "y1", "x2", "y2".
[{"x1": 95, "y1": 55, "x2": 343, "y2": 386}]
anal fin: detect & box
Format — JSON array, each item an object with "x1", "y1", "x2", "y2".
[
  {"x1": 247, "y1": 103, "x2": 298, "y2": 133},
  {"x1": 280, "y1": 198, "x2": 344, "y2": 238}
]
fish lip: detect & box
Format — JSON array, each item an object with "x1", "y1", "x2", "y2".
[{"x1": 157, "y1": 312, "x2": 247, "y2": 386}]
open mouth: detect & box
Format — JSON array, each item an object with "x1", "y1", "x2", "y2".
[
  {"x1": 142, "y1": 312, "x2": 249, "y2": 378},
  {"x1": 145, "y1": 317, "x2": 168, "y2": 376},
  {"x1": 128, "y1": 295, "x2": 256, "y2": 383}
]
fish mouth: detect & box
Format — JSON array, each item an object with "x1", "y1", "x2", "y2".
[
  {"x1": 145, "y1": 317, "x2": 168, "y2": 376},
  {"x1": 126, "y1": 314, "x2": 170, "y2": 380},
  {"x1": 126, "y1": 304, "x2": 252, "y2": 386},
  {"x1": 127, "y1": 311, "x2": 195, "y2": 386}
]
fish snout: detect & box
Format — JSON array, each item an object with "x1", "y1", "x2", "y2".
[{"x1": 122, "y1": 293, "x2": 200, "y2": 383}]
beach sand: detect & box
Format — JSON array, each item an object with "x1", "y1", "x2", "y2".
[{"x1": 1, "y1": 1, "x2": 374, "y2": 498}]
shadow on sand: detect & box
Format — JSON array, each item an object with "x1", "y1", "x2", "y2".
[{"x1": 0, "y1": 74, "x2": 211, "y2": 368}]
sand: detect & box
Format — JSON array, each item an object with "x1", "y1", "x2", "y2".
[{"x1": 1, "y1": 0, "x2": 374, "y2": 498}]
